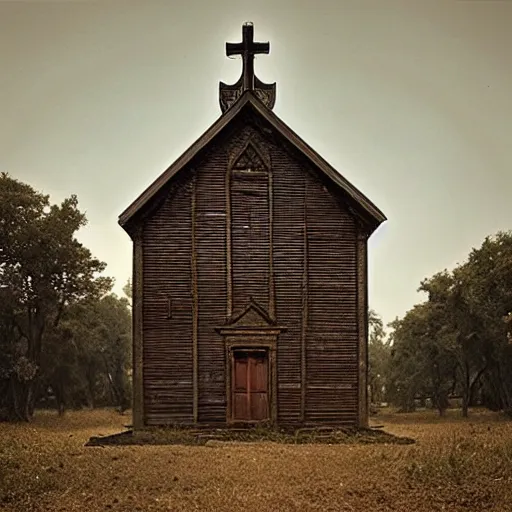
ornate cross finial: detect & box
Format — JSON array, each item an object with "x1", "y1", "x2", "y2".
[
  {"x1": 219, "y1": 23, "x2": 276, "y2": 113},
  {"x1": 226, "y1": 23, "x2": 269, "y2": 91}
]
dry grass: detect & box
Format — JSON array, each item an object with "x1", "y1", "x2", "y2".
[{"x1": 1, "y1": 408, "x2": 511, "y2": 511}]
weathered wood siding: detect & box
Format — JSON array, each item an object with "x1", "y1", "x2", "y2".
[
  {"x1": 305, "y1": 178, "x2": 358, "y2": 424},
  {"x1": 195, "y1": 148, "x2": 228, "y2": 423},
  {"x1": 271, "y1": 141, "x2": 359, "y2": 425},
  {"x1": 272, "y1": 147, "x2": 305, "y2": 423},
  {"x1": 140, "y1": 117, "x2": 361, "y2": 426},
  {"x1": 231, "y1": 171, "x2": 270, "y2": 313},
  {"x1": 142, "y1": 180, "x2": 194, "y2": 426}
]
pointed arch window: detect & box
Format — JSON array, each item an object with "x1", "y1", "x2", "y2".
[
  {"x1": 228, "y1": 140, "x2": 272, "y2": 313},
  {"x1": 231, "y1": 141, "x2": 269, "y2": 179}
]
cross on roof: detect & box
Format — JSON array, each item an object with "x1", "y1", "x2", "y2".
[{"x1": 226, "y1": 23, "x2": 270, "y2": 92}]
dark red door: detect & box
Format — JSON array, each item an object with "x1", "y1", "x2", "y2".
[{"x1": 233, "y1": 351, "x2": 269, "y2": 421}]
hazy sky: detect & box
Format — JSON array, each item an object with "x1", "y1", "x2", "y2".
[{"x1": 1, "y1": 0, "x2": 511, "y2": 326}]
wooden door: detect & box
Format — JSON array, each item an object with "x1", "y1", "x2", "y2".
[{"x1": 232, "y1": 351, "x2": 269, "y2": 421}]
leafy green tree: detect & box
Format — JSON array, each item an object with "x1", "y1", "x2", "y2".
[
  {"x1": 387, "y1": 231, "x2": 512, "y2": 417},
  {"x1": 420, "y1": 235, "x2": 512, "y2": 417},
  {"x1": 387, "y1": 303, "x2": 456, "y2": 415},
  {"x1": 93, "y1": 294, "x2": 132, "y2": 412},
  {"x1": 0, "y1": 173, "x2": 111, "y2": 420},
  {"x1": 123, "y1": 278, "x2": 132, "y2": 302},
  {"x1": 454, "y1": 233, "x2": 512, "y2": 414},
  {"x1": 368, "y1": 309, "x2": 391, "y2": 405},
  {"x1": 40, "y1": 294, "x2": 132, "y2": 414}
]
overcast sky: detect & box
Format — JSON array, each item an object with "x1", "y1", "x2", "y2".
[{"x1": 1, "y1": 0, "x2": 511, "y2": 326}]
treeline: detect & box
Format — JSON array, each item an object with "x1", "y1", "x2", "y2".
[
  {"x1": 369, "y1": 231, "x2": 512, "y2": 417},
  {"x1": 0, "y1": 173, "x2": 131, "y2": 421}
]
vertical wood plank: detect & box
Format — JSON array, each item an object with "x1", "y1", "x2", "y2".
[
  {"x1": 226, "y1": 347, "x2": 232, "y2": 422},
  {"x1": 268, "y1": 166, "x2": 276, "y2": 319},
  {"x1": 273, "y1": 147, "x2": 305, "y2": 423},
  {"x1": 132, "y1": 225, "x2": 144, "y2": 429},
  {"x1": 196, "y1": 146, "x2": 228, "y2": 423},
  {"x1": 300, "y1": 179, "x2": 308, "y2": 421},
  {"x1": 225, "y1": 166, "x2": 233, "y2": 317},
  {"x1": 191, "y1": 177, "x2": 199, "y2": 424},
  {"x1": 142, "y1": 180, "x2": 193, "y2": 426},
  {"x1": 270, "y1": 347, "x2": 278, "y2": 424},
  {"x1": 357, "y1": 231, "x2": 369, "y2": 428}
]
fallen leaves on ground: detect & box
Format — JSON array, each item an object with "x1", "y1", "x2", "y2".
[{"x1": 1, "y1": 408, "x2": 511, "y2": 511}]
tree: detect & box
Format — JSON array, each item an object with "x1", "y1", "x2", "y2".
[
  {"x1": 454, "y1": 233, "x2": 512, "y2": 414},
  {"x1": 368, "y1": 310, "x2": 390, "y2": 405},
  {"x1": 421, "y1": 235, "x2": 512, "y2": 417},
  {"x1": 123, "y1": 278, "x2": 132, "y2": 302},
  {"x1": 387, "y1": 231, "x2": 512, "y2": 418},
  {"x1": 40, "y1": 294, "x2": 132, "y2": 414},
  {"x1": 0, "y1": 173, "x2": 112, "y2": 421},
  {"x1": 418, "y1": 272, "x2": 479, "y2": 417},
  {"x1": 92, "y1": 294, "x2": 132, "y2": 412},
  {"x1": 387, "y1": 303, "x2": 457, "y2": 416}
]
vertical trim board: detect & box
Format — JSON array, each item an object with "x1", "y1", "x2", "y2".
[
  {"x1": 300, "y1": 178, "x2": 308, "y2": 421},
  {"x1": 132, "y1": 227, "x2": 145, "y2": 429},
  {"x1": 357, "y1": 233, "x2": 369, "y2": 428},
  {"x1": 225, "y1": 166, "x2": 233, "y2": 317},
  {"x1": 191, "y1": 177, "x2": 199, "y2": 424}
]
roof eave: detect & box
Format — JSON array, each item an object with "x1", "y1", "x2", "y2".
[
  {"x1": 118, "y1": 93, "x2": 253, "y2": 230},
  {"x1": 247, "y1": 98, "x2": 387, "y2": 229}
]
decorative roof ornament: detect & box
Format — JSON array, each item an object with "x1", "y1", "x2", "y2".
[{"x1": 219, "y1": 22, "x2": 276, "y2": 113}]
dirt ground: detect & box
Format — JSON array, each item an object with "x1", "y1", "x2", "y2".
[{"x1": 1, "y1": 408, "x2": 511, "y2": 512}]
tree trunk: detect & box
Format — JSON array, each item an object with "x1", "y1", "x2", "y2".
[
  {"x1": 462, "y1": 361, "x2": 470, "y2": 418},
  {"x1": 462, "y1": 379, "x2": 469, "y2": 418},
  {"x1": 27, "y1": 378, "x2": 41, "y2": 417},
  {"x1": 468, "y1": 367, "x2": 486, "y2": 407},
  {"x1": 86, "y1": 368, "x2": 96, "y2": 409},
  {"x1": 8, "y1": 377, "x2": 32, "y2": 422},
  {"x1": 462, "y1": 397, "x2": 469, "y2": 417},
  {"x1": 24, "y1": 383, "x2": 33, "y2": 421},
  {"x1": 54, "y1": 382, "x2": 65, "y2": 416},
  {"x1": 497, "y1": 361, "x2": 512, "y2": 412}
]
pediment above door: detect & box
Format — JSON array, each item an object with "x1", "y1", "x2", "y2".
[{"x1": 216, "y1": 299, "x2": 286, "y2": 336}]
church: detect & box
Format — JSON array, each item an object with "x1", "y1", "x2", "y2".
[{"x1": 119, "y1": 23, "x2": 386, "y2": 429}]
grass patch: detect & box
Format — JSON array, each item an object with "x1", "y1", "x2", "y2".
[
  {"x1": 405, "y1": 431, "x2": 512, "y2": 484},
  {"x1": 1, "y1": 408, "x2": 511, "y2": 511}
]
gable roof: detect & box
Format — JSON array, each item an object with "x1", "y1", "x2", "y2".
[{"x1": 118, "y1": 91, "x2": 386, "y2": 232}]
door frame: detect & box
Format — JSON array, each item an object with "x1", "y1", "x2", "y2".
[
  {"x1": 224, "y1": 335, "x2": 278, "y2": 425},
  {"x1": 231, "y1": 348, "x2": 270, "y2": 422}
]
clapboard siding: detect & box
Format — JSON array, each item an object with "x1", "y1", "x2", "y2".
[
  {"x1": 142, "y1": 180, "x2": 193, "y2": 425},
  {"x1": 272, "y1": 146, "x2": 305, "y2": 423},
  {"x1": 305, "y1": 176, "x2": 358, "y2": 424},
  {"x1": 195, "y1": 147, "x2": 229, "y2": 423},
  {"x1": 138, "y1": 116, "x2": 363, "y2": 427}
]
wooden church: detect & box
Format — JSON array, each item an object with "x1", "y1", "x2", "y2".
[{"x1": 119, "y1": 23, "x2": 386, "y2": 429}]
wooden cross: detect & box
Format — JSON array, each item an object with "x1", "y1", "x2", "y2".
[{"x1": 226, "y1": 23, "x2": 270, "y2": 92}]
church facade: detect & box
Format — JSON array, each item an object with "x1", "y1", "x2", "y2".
[{"x1": 119, "y1": 24, "x2": 386, "y2": 429}]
